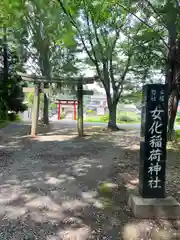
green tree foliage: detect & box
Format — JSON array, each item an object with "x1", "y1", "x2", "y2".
[
  {"x1": 58, "y1": 0, "x2": 142, "y2": 129},
  {"x1": 120, "y1": 91, "x2": 142, "y2": 104},
  {"x1": 23, "y1": 0, "x2": 78, "y2": 124},
  {"x1": 127, "y1": 0, "x2": 180, "y2": 136},
  {"x1": 6, "y1": 74, "x2": 27, "y2": 113},
  {"x1": 1, "y1": 0, "x2": 79, "y2": 124},
  {"x1": 0, "y1": 42, "x2": 27, "y2": 121},
  {"x1": 2, "y1": 0, "x2": 180, "y2": 133},
  {"x1": 27, "y1": 92, "x2": 44, "y2": 108}
]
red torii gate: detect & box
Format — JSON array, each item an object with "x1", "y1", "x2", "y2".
[{"x1": 56, "y1": 99, "x2": 78, "y2": 120}]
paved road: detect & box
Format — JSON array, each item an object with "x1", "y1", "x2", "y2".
[
  {"x1": 22, "y1": 112, "x2": 140, "y2": 130},
  {"x1": 21, "y1": 111, "x2": 180, "y2": 130},
  {"x1": 50, "y1": 116, "x2": 180, "y2": 130},
  {"x1": 50, "y1": 119, "x2": 141, "y2": 130}
]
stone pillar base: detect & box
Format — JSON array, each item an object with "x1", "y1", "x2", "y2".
[{"x1": 128, "y1": 192, "x2": 180, "y2": 219}]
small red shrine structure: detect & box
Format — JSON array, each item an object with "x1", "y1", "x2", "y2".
[{"x1": 55, "y1": 100, "x2": 78, "y2": 120}]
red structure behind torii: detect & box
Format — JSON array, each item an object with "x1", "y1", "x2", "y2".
[{"x1": 55, "y1": 100, "x2": 78, "y2": 120}]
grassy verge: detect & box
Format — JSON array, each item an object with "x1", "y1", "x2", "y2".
[
  {"x1": 176, "y1": 130, "x2": 180, "y2": 140},
  {"x1": 84, "y1": 112, "x2": 140, "y2": 124},
  {"x1": 0, "y1": 113, "x2": 22, "y2": 129},
  {"x1": 176, "y1": 115, "x2": 180, "y2": 125},
  {"x1": 0, "y1": 121, "x2": 10, "y2": 129}
]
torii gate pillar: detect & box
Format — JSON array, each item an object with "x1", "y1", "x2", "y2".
[
  {"x1": 73, "y1": 100, "x2": 77, "y2": 120},
  {"x1": 57, "y1": 101, "x2": 61, "y2": 120}
]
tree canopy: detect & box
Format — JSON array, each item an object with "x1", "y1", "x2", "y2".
[{"x1": 0, "y1": 0, "x2": 180, "y2": 131}]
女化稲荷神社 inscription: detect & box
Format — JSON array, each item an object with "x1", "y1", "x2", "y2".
[{"x1": 139, "y1": 85, "x2": 168, "y2": 198}]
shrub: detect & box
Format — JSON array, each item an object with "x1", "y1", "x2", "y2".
[
  {"x1": 118, "y1": 115, "x2": 134, "y2": 122},
  {"x1": 117, "y1": 111, "x2": 140, "y2": 123},
  {"x1": 50, "y1": 103, "x2": 57, "y2": 110},
  {"x1": 176, "y1": 130, "x2": 180, "y2": 140},
  {"x1": 176, "y1": 116, "x2": 180, "y2": 123},
  {"x1": 15, "y1": 114, "x2": 22, "y2": 121},
  {"x1": 84, "y1": 116, "x2": 101, "y2": 122},
  {"x1": 87, "y1": 109, "x2": 96, "y2": 116},
  {"x1": 87, "y1": 109, "x2": 93, "y2": 113},
  {"x1": 84, "y1": 112, "x2": 140, "y2": 123},
  {"x1": 8, "y1": 112, "x2": 17, "y2": 121},
  {"x1": 0, "y1": 121, "x2": 9, "y2": 128},
  {"x1": 61, "y1": 112, "x2": 65, "y2": 119},
  {"x1": 8, "y1": 112, "x2": 21, "y2": 121},
  {"x1": 100, "y1": 114, "x2": 109, "y2": 122}
]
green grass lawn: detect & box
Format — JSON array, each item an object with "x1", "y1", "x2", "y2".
[
  {"x1": 176, "y1": 114, "x2": 180, "y2": 125},
  {"x1": 0, "y1": 121, "x2": 10, "y2": 129},
  {"x1": 84, "y1": 112, "x2": 140, "y2": 124},
  {"x1": 176, "y1": 130, "x2": 180, "y2": 139},
  {"x1": 0, "y1": 113, "x2": 22, "y2": 129},
  {"x1": 85, "y1": 112, "x2": 180, "y2": 125}
]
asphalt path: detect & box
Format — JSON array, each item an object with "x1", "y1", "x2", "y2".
[
  {"x1": 51, "y1": 119, "x2": 180, "y2": 130},
  {"x1": 51, "y1": 119, "x2": 141, "y2": 130},
  {"x1": 19, "y1": 112, "x2": 180, "y2": 130},
  {"x1": 49, "y1": 115, "x2": 180, "y2": 130}
]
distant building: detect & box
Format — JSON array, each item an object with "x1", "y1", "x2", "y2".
[{"x1": 87, "y1": 94, "x2": 107, "y2": 111}]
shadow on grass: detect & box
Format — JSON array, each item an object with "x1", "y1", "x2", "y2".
[{"x1": 0, "y1": 125, "x2": 180, "y2": 239}]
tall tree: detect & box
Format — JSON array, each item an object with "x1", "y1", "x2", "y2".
[
  {"x1": 0, "y1": 33, "x2": 27, "y2": 119},
  {"x1": 164, "y1": 1, "x2": 180, "y2": 138},
  {"x1": 0, "y1": 26, "x2": 9, "y2": 120},
  {"x1": 58, "y1": 0, "x2": 139, "y2": 130},
  {"x1": 1, "y1": 0, "x2": 29, "y2": 120},
  {"x1": 25, "y1": 0, "x2": 78, "y2": 124},
  {"x1": 118, "y1": 0, "x2": 180, "y2": 136}
]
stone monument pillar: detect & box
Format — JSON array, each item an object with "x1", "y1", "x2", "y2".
[
  {"x1": 128, "y1": 84, "x2": 180, "y2": 219},
  {"x1": 139, "y1": 84, "x2": 167, "y2": 198}
]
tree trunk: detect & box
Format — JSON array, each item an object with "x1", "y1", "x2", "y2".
[
  {"x1": 41, "y1": 60, "x2": 50, "y2": 125},
  {"x1": 39, "y1": 45, "x2": 50, "y2": 125},
  {"x1": 167, "y1": 89, "x2": 178, "y2": 141},
  {"x1": 101, "y1": 64, "x2": 120, "y2": 131},
  {"x1": 166, "y1": 3, "x2": 178, "y2": 141},
  {"x1": 107, "y1": 102, "x2": 119, "y2": 131},
  {"x1": 43, "y1": 92, "x2": 49, "y2": 125},
  {"x1": 77, "y1": 82, "x2": 84, "y2": 137},
  {"x1": 104, "y1": 80, "x2": 119, "y2": 131},
  {"x1": 1, "y1": 26, "x2": 8, "y2": 121}
]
